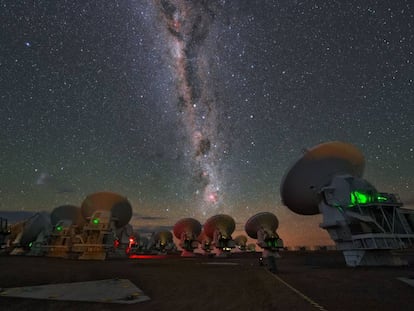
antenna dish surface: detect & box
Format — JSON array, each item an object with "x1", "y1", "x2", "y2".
[
  {"x1": 154, "y1": 231, "x2": 173, "y2": 244},
  {"x1": 280, "y1": 141, "x2": 365, "y2": 215},
  {"x1": 21, "y1": 213, "x2": 50, "y2": 246},
  {"x1": 81, "y1": 192, "x2": 132, "y2": 228},
  {"x1": 234, "y1": 235, "x2": 248, "y2": 246},
  {"x1": 173, "y1": 218, "x2": 202, "y2": 239},
  {"x1": 203, "y1": 214, "x2": 235, "y2": 239},
  {"x1": 50, "y1": 205, "x2": 82, "y2": 226},
  {"x1": 245, "y1": 212, "x2": 279, "y2": 239},
  {"x1": 197, "y1": 230, "x2": 211, "y2": 243}
]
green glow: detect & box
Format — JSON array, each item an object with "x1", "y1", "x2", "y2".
[
  {"x1": 266, "y1": 238, "x2": 279, "y2": 248},
  {"x1": 377, "y1": 195, "x2": 387, "y2": 202},
  {"x1": 56, "y1": 226, "x2": 63, "y2": 231},
  {"x1": 344, "y1": 191, "x2": 388, "y2": 209},
  {"x1": 29, "y1": 242, "x2": 33, "y2": 248},
  {"x1": 350, "y1": 191, "x2": 372, "y2": 206},
  {"x1": 92, "y1": 218, "x2": 100, "y2": 224}
]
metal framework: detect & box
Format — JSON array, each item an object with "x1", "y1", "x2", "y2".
[{"x1": 319, "y1": 176, "x2": 414, "y2": 266}]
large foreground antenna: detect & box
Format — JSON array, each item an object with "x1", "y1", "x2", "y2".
[
  {"x1": 281, "y1": 141, "x2": 414, "y2": 266},
  {"x1": 280, "y1": 141, "x2": 365, "y2": 215}
]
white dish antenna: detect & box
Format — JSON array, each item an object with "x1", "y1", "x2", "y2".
[
  {"x1": 81, "y1": 192, "x2": 132, "y2": 228},
  {"x1": 197, "y1": 230, "x2": 212, "y2": 253},
  {"x1": 234, "y1": 235, "x2": 247, "y2": 246},
  {"x1": 245, "y1": 212, "x2": 283, "y2": 252},
  {"x1": 245, "y1": 212, "x2": 279, "y2": 239},
  {"x1": 50, "y1": 205, "x2": 83, "y2": 226},
  {"x1": 154, "y1": 231, "x2": 173, "y2": 244},
  {"x1": 152, "y1": 231, "x2": 175, "y2": 253},
  {"x1": 280, "y1": 141, "x2": 365, "y2": 215},
  {"x1": 281, "y1": 141, "x2": 414, "y2": 266},
  {"x1": 20, "y1": 212, "x2": 51, "y2": 247},
  {"x1": 203, "y1": 214, "x2": 236, "y2": 256},
  {"x1": 173, "y1": 218, "x2": 202, "y2": 240},
  {"x1": 233, "y1": 235, "x2": 248, "y2": 251},
  {"x1": 173, "y1": 218, "x2": 202, "y2": 256},
  {"x1": 203, "y1": 214, "x2": 235, "y2": 239}
]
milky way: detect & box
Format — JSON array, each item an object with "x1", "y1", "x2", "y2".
[
  {"x1": 1, "y1": 0, "x2": 413, "y2": 246},
  {"x1": 154, "y1": 0, "x2": 223, "y2": 215}
]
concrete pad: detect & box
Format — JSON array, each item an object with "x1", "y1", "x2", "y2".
[{"x1": 0, "y1": 279, "x2": 150, "y2": 304}]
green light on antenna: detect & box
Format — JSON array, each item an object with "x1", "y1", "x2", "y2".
[
  {"x1": 350, "y1": 190, "x2": 371, "y2": 206},
  {"x1": 56, "y1": 225, "x2": 63, "y2": 231},
  {"x1": 377, "y1": 195, "x2": 387, "y2": 202},
  {"x1": 92, "y1": 218, "x2": 99, "y2": 224}
]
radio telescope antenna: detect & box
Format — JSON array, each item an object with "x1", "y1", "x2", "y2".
[
  {"x1": 233, "y1": 235, "x2": 248, "y2": 251},
  {"x1": 245, "y1": 212, "x2": 283, "y2": 249},
  {"x1": 245, "y1": 212, "x2": 283, "y2": 272},
  {"x1": 204, "y1": 214, "x2": 236, "y2": 257},
  {"x1": 173, "y1": 218, "x2": 202, "y2": 257},
  {"x1": 48, "y1": 205, "x2": 84, "y2": 258},
  {"x1": 281, "y1": 141, "x2": 414, "y2": 266},
  {"x1": 197, "y1": 230, "x2": 213, "y2": 254},
  {"x1": 153, "y1": 231, "x2": 175, "y2": 254},
  {"x1": 77, "y1": 191, "x2": 133, "y2": 260}
]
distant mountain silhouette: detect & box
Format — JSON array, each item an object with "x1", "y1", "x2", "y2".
[{"x1": 0, "y1": 211, "x2": 49, "y2": 224}]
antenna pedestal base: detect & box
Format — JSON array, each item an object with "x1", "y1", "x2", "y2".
[
  {"x1": 343, "y1": 250, "x2": 407, "y2": 267},
  {"x1": 213, "y1": 248, "x2": 231, "y2": 257},
  {"x1": 319, "y1": 182, "x2": 414, "y2": 267}
]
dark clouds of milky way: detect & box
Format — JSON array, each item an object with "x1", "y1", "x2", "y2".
[
  {"x1": 0, "y1": 0, "x2": 413, "y2": 246},
  {"x1": 154, "y1": 0, "x2": 224, "y2": 216}
]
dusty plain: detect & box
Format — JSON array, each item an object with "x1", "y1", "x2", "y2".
[{"x1": 1, "y1": 251, "x2": 414, "y2": 311}]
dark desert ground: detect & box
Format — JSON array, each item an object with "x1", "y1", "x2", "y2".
[{"x1": 1, "y1": 251, "x2": 414, "y2": 311}]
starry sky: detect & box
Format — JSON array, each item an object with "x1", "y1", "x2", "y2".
[{"x1": 1, "y1": 0, "x2": 413, "y2": 246}]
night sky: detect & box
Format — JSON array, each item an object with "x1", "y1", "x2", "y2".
[{"x1": 1, "y1": 0, "x2": 413, "y2": 246}]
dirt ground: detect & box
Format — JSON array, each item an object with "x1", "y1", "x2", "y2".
[{"x1": 1, "y1": 251, "x2": 414, "y2": 311}]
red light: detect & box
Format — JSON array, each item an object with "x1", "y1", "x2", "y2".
[{"x1": 114, "y1": 239, "x2": 120, "y2": 248}]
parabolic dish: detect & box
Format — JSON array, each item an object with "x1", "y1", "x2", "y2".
[
  {"x1": 154, "y1": 231, "x2": 173, "y2": 244},
  {"x1": 234, "y1": 235, "x2": 248, "y2": 246},
  {"x1": 280, "y1": 141, "x2": 365, "y2": 215},
  {"x1": 203, "y1": 214, "x2": 235, "y2": 239},
  {"x1": 20, "y1": 212, "x2": 50, "y2": 246},
  {"x1": 197, "y1": 230, "x2": 211, "y2": 243},
  {"x1": 245, "y1": 212, "x2": 279, "y2": 239},
  {"x1": 50, "y1": 205, "x2": 83, "y2": 226},
  {"x1": 81, "y1": 191, "x2": 132, "y2": 228},
  {"x1": 173, "y1": 218, "x2": 202, "y2": 239}
]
